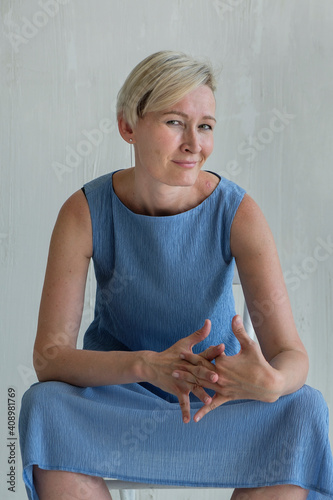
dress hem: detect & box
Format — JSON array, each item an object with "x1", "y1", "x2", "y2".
[{"x1": 23, "y1": 462, "x2": 333, "y2": 498}]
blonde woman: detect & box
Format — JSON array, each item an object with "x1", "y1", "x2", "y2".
[{"x1": 19, "y1": 51, "x2": 333, "y2": 499}]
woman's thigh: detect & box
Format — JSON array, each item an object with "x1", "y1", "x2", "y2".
[{"x1": 231, "y1": 485, "x2": 309, "y2": 500}]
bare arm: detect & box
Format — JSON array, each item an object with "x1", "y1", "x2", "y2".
[
  {"x1": 231, "y1": 194, "x2": 309, "y2": 395},
  {"x1": 33, "y1": 190, "x2": 147, "y2": 387}
]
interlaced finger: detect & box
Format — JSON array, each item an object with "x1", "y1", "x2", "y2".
[
  {"x1": 176, "y1": 392, "x2": 191, "y2": 424},
  {"x1": 199, "y1": 343, "x2": 225, "y2": 361},
  {"x1": 172, "y1": 363, "x2": 218, "y2": 384},
  {"x1": 178, "y1": 353, "x2": 219, "y2": 381},
  {"x1": 193, "y1": 393, "x2": 230, "y2": 422},
  {"x1": 191, "y1": 385, "x2": 213, "y2": 406}
]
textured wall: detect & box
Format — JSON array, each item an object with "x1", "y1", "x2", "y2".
[{"x1": 1, "y1": 1, "x2": 332, "y2": 499}]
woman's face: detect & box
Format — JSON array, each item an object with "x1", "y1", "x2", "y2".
[{"x1": 131, "y1": 85, "x2": 216, "y2": 187}]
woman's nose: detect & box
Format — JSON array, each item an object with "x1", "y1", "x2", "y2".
[{"x1": 181, "y1": 129, "x2": 202, "y2": 154}]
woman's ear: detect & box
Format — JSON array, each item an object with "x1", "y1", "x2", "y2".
[{"x1": 117, "y1": 114, "x2": 135, "y2": 144}]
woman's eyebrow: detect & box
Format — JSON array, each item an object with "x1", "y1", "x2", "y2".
[{"x1": 162, "y1": 111, "x2": 216, "y2": 122}]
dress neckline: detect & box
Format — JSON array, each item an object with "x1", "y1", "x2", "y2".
[{"x1": 111, "y1": 169, "x2": 222, "y2": 219}]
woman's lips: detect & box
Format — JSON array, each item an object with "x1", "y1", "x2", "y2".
[{"x1": 172, "y1": 161, "x2": 198, "y2": 168}]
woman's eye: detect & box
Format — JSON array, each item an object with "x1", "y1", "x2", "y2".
[
  {"x1": 166, "y1": 120, "x2": 213, "y2": 130},
  {"x1": 167, "y1": 120, "x2": 182, "y2": 126},
  {"x1": 200, "y1": 124, "x2": 213, "y2": 131}
]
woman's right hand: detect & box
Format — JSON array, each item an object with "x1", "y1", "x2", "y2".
[{"x1": 143, "y1": 320, "x2": 224, "y2": 423}]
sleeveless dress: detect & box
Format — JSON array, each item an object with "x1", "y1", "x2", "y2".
[{"x1": 19, "y1": 171, "x2": 333, "y2": 499}]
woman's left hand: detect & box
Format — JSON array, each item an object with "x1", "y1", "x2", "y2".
[{"x1": 173, "y1": 315, "x2": 283, "y2": 422}]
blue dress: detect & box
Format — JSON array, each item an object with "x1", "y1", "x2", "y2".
[{"x1": 19, "y1": 171, "x2": 333, "y2": 499}]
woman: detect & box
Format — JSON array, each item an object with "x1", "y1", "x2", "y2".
[{"x1": 19, "y1": 51, "x2": 333, "y2": 499}]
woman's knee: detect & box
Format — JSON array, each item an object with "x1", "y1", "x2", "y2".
[
  {"x1": 290, "y1": 385, "x2": 329, "y2": 429},
  {"x1": 20, "y1": 381, "x2": 70, "y2": 415},
  {"x1": 33, "y1": 466, "x2": 111, "y2": 499},
  {"x1": 19, "y1": 381, "x2": 70, "y2": 441}
]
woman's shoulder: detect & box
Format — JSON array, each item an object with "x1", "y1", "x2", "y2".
[
  {"x1": 204, "y1": 172, "x2": 246, "y2": 218},
  {"x1": 59, "y1": 189, "x2": 91, "y2": 223},
  {"x1": 54, "y1": 189, "x2": 93, "y2": 259},
  {"x1": 202, "y1": 170, "x2": 245, "y2": 198},
  {"x1": 230, "y1": 193, "x2": 274, "y2": 262},
  {"x1": 83, "y1": 171, "x2": 114, "y2": 196},
  {"x1": 195, "y1": 171, "x2": 243, "y2": 211},
  {"x1": 199, "y1": 170, "x2": 220, "y2": 196}
]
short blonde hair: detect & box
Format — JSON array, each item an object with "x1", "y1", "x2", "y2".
[{"x1": 116, "y1": 50, "x2": 217, "y2": 129}]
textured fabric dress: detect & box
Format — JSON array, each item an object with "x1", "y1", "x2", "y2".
[{"x1": 19, "y1": 171, "x2": 333, "y2": 499}]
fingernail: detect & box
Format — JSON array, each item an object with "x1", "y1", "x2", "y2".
[
  {"x1": 204, "y1": 396, "x2": 211, "y2": 404},
  {"x1": 195, "y1": 416, "x2": 201, "y2": 422},
  {"x1": 172, "y1": 371, "x2": 179, "y2": 378},
  {"x1": 234, "y1": 315, "x2": 242, "y2": 326},
  {"x1": 180, "y1": 353, "x2": 185, "y2": 359}
]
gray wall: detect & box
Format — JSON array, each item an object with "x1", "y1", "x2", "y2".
[{"x1": 1, "y1": 1, "x2": 332, "y2": 499}]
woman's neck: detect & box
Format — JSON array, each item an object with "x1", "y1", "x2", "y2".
[{"x1": 113, "y1": 167, "x2": 219, "y2": 217}]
